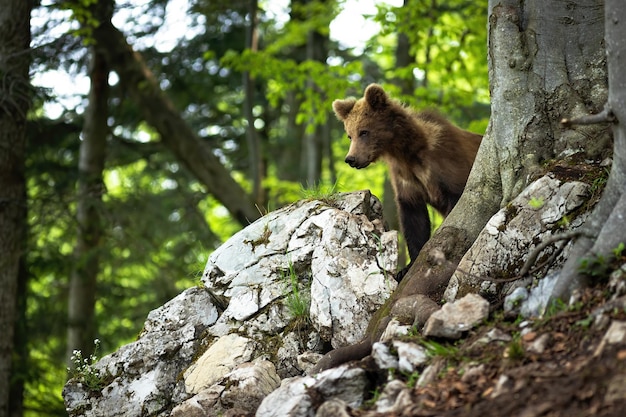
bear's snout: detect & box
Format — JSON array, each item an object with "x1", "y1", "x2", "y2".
[{"x1": 345, "y1": 155, "x2": 369, "y2": 169}]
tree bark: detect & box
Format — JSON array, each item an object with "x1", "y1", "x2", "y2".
[
  {"x1": 304, "y1": 29, "x2": 323, "y2": 186},
  {"x1": 298, "y1": 0, "x2": 331, "y2": 187},
  {"x1": 89, "y1": 11, "x2": 260, "y2": 226},
  {"x1": 0, "y1": 0, "x2": 31, "y2": 415},
  {"x1": 551, "y1": 0, "x2": 626, "y2": 302},
  {"x1": 364, "y1": 0, "x2": 607, "y2": 359},
  {"x1": 66, "y1": 46, "x2": 109, "y2": 366},
  {"x1": 9, "y1": 260, "x2": 27, "y2": 417},
  {"x1": 421, "y1": 0, "x2": 607, "y2": 284},
  {"x1": 387, "y1": 0, "x2": 417, "y2": 269},
  {"x1": 243, "y1": 0, "x2": 264, "y2": 206},
  {"x1": 280, "y1": 91, "x2": 306, "y2": 183}
]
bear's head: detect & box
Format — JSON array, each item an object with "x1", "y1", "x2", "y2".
[{"x1": 333, "y1": 84, "x2": 395, "y2": 169}]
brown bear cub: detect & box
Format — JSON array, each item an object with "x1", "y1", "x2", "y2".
[{"x1": 333, "y1": 84, "x2": 482, "y2": 279}]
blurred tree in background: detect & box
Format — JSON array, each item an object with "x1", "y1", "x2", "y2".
[{"x1": 5, "y1": 0, "x2": 488, "y2": 414}]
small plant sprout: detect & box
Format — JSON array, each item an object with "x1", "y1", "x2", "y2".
[
  {"x1": 543, "y1": 297, "x2": 570, "y2": 318},
  {"x1": 299, "y1": 181, "x2": 339, "y2": 204},
  {"x1": 68, "y1": 339, "x2": 105, "y2": 392},
  {"x1": 557, "y1": 215, "x2": 570, "y2": 228},
  {"x1": 612, "y1": 242, "x2": 625, "y2": 258},
  {"x1": 528, "y1": 196, "x2": 544, "y2": 209},
  {"x1": 281, "y1": 261, "x2": 310, "y2": 323},
  {"x1": 578, "y1": 243, "x2": 626, "y2": 281},
  {"x1": 421, "y1": 339, "x2": 460, "y2": 359},
  {"x1": 504, "y1": 335, "x2": 525, "y2": 362},
  {"x1": 364, "y1": 386, "x2": 383, "y2": 408},
  {"x1": 405, "y1": 370, "x2": 421, "y2": 388}
]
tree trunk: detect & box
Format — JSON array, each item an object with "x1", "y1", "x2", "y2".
[
  {"x1": 304, "y1": 29, "x2": 322, "y2": 186},
  {"x1": 385, "y1": 0, "x2": 608, "y2": 336},
  {"x1": 394, "y1": 0, "x2": 416, "y2": 95},
  {"x1": 89, "y1": 6, "x2": 260, "y2": 226},
  {"x1": 551, "y1": 0, "x2": 626, "y2": 302},
  {"x1": 432, "y1": 0, "x2": 606, "y2": 273},
  {"x1": 323, "y1": 118, "x2": 336, "y2": 185},
  {"x1": 280, "y1": 92, "x2": 306, "y2": 183},
  {"x1": 300, "y1": 0, "x2": 331, "y2": 187},
  {"x1": 66, "y1": 46, "x2": 109, "y2": 367},
  {"x1": 0, "y1": 0, "x2": 31, "y2": 415},
  {"x1": 9, "y1": 260, "x2": 27, "y2": 417},
  {"x1": 387, "y1": 0, "x2": 417, "y2": 270},
  {"x1": 243, "y1": 0, "x2": 264, "y2": 207}
]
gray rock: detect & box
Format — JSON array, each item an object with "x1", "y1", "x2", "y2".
[
  {"x1": 378, "y1": 318, "x2": 411, "y2": 342},
  {"x1": 608, "y1": 264, "x2": 626, "y2": 300},
  {"x1": 203, "y1": 191, "x2": 397, "y2": 353},
  {"x1": 254, "y1": 375, "x2": 317, "y2": 417},
  {"x1": 371, "y1": 342, "x2": 398, "y2": 370},
  {"x1": 374, "y1": 380, "x2": 408, "y2": 413},
  {"x1": 594, "y1": 320, "x2": 626, "y2": 356},
  {"x1": 315, "y1": 399, "x2": 352, "y2": 417},
  {"x1": 220, "y1": 361, "x2": 281, "y2": 412},
  {"x1": 255, "y1": 366, "x2": 367, "y2": 417},
  {"x1": 171, "y1": 386, "x2": 224, "y2": 417},
  {"x1": 392, "y1": 341, "x2": 428, "y2": 373},
  {"x1": 416, "y1": 360, "x2": 445, "y2": 387},
  {"x1": 184, "y1": 334, "x2": 256, "y2": 394},
  {"x1": 297, "y1": 351, "x2": 324, "y2": 375},
  {"x1": 472, "y1": 328, "x2": 512, "y2": 348},
  {"x1": 307, "y1": 207, "x2": 397, "y2": 348},
  {"x1": 423, "y1": 294, "x2": 490, "y2": 339},
  {"x1": 519, "y1": 271, "x2": 560, "y2": 317},
  {"x1": 526, "y1": 333, "x2": 551, "y2": 354}
]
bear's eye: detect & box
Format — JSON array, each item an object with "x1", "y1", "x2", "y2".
[
  {"x1": 359, "y1": 130, "x2": 369, "y2": 138},
  {"x1": 347, "y1": 135, "x2": 352, "y2": 141}
]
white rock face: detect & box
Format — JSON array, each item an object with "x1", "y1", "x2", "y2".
[
  {"x1": 63, "y1": 191, "x2": 397, "y2": 417},
  {"x1": 203, "y1": 190, "x2": 397, "y2": 360},
  {"x1": 220, "y1": 360, "x2": 281, "y2": 409},
  {"x1": 308, "y1": 208, "x2": 397, "y2": 348},
  {"x1": 444, "y1": 175, "x2": 589, "y2": 302},
  {"x1": 374, "y1": 380, "x2": 410, "y2": 413},
  {"x1": 594, "y1": 320, "x2": 626, "y2": 356}
]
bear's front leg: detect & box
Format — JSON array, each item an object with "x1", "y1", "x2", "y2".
[{"x1": 395, "y1": 197, "x2": 431, "y2": 281}]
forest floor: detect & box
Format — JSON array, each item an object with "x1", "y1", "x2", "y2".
[{"x1": 357, "y1": 284, "x2": 626, "y2": 417}]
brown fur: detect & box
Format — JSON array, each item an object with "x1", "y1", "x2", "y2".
[{"x1": 333, "y1": 84, "x2": 482, "y2": 272}]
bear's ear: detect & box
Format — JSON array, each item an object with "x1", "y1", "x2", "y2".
[
  {"x1": 332, "y1": 99, "x2": 356, "y2": 121},
  {"x1": 364, "y1": 84, "x2": 388, "y2": 110}
]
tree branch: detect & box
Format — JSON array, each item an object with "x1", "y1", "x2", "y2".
[
  {"x1": 561, "y1": 106, "x2": 616, "y2": 128},
  {"x1": 519, "y1": 230, "x2": 582, "y2": 276},
  {"x1": 90, "y1": 21, "x2": 260, "y2": 226}
]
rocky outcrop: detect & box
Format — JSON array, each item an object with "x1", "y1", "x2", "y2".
[
  {"x1": 63, "y1": 190, "x2": 397, "y2": 416},
  {"x1": 444, "y1": 174, "x2": 590, "y2": 316},
  {"x1": 64, "y1": 173, "x2": 604, "y2": 417}
]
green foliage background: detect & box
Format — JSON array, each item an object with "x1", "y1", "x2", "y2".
[{"x1": 24, "y1": 0, "x2": 488, "y2": 414}]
